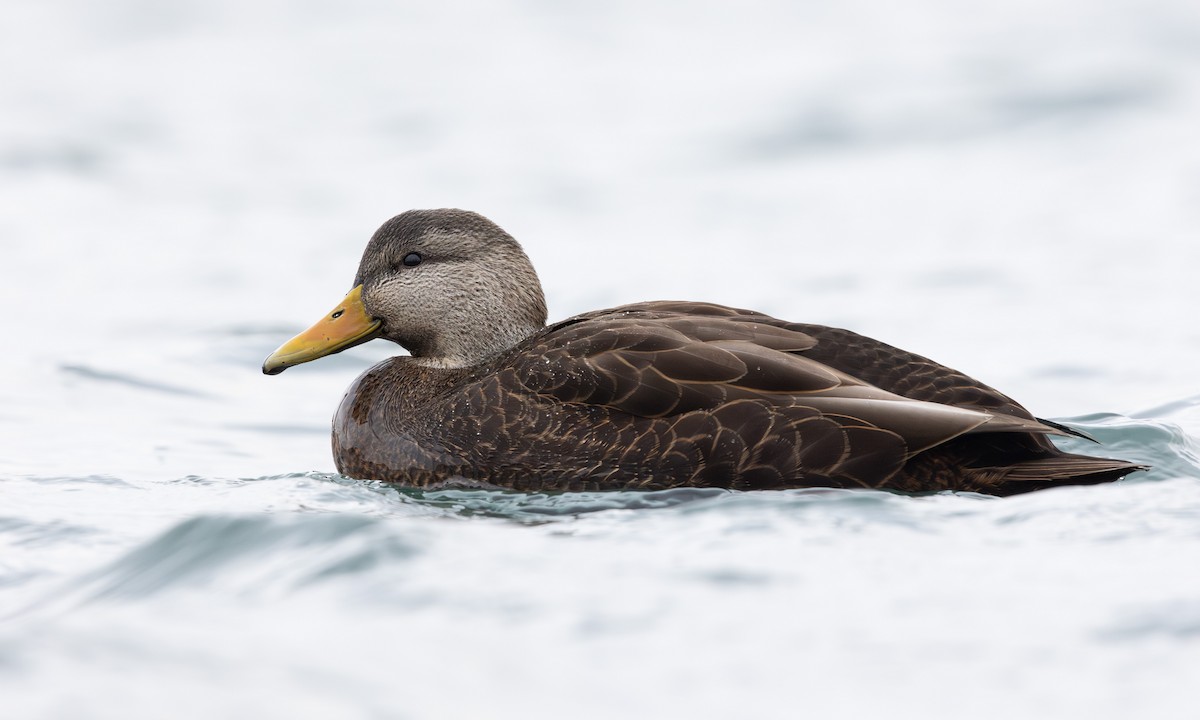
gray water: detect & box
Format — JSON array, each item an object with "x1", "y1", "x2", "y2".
[{"x1": 3, "y1": 1, "x2": 1200, "y2": 718}]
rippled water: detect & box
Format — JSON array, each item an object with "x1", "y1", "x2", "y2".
[
  {"x1": 4, "y1": 1, "x2": 1200, "y2": 718},
  {"x1": 5, "y1": 439, "x2": 1200, "y2": 719}
]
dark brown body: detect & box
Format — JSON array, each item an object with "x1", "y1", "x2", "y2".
[{"x1": 333, "y1": 301, "x2": 1142, "y2": 495}]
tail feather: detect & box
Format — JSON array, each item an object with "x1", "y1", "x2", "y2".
[
  {"x1": 1033, "y1": 417, "x2": 1100, "y2": 444},
  {"x1": 984, "y1": 453, "x2": 1149, "y2": 495}
]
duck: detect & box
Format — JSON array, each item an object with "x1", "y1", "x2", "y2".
[{"x1": 263, "y1": 208, "x2": 1144, "y2": 495}]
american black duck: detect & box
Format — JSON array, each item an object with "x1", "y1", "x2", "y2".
[{"x1": 263, "y1": 209, "x2": 1144, "y2": 495}]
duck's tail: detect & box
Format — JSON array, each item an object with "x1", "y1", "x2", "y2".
[{"x1": 984, "y1": 453, "x2": 1149, "y2": 496}]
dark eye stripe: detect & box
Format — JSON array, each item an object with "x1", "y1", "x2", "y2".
[{"x1": 402, "y1": 252, "x2": 422, "y2": 267}]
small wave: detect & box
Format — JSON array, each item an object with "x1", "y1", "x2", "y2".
[
  {"x1": 58, "y1": 364, "x2": 214, "y2": 399},
  {"x1": 1131, "y1": 393, "x2": 1200, "y2": 420},
  {"x1": 1051, "y1": 413, "x2": 1200, "y2": 482},
  {"x1": 385, "y1": 484, "x2": 949, "y2": 537},
  {"x1": 22, "y1": 474, "x2": 136, "y2": 488},
  {"x1": 65, "y1": 513, "x2": 421, "y2": 605},
  {"x1": 395, "y1": 486, "x2": 732, "y2": 522},
  {"x1": 0, "y1": 516, "x2": 101, "y2": 550}
]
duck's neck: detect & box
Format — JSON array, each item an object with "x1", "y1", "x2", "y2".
[
  {"x1": 405, "y1": 318, "x2": 546, "y2": 369},
  {"x1": 397, "y1": 281, "x2": 548, "y2": 369}
]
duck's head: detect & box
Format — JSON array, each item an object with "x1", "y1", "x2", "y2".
[{"x1": 263, "y1": 209, "x2": 548, "y2": 375}]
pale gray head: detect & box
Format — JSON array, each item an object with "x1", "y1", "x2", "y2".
[{"x1": 354, "y1": 209, "x2": 548, "y2": 368}]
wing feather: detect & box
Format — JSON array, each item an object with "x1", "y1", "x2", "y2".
[{"x1": 511, "y1": 302, "x2": 1068, "y2": 486}]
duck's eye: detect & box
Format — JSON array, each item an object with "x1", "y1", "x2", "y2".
[{"x1": 402, "y1": 252, "x2": 422, "y2": 267}]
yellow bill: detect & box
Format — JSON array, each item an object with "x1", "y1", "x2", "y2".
[{"x1": 262, "y1": 285, "x2": 382, "y2": 375}]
